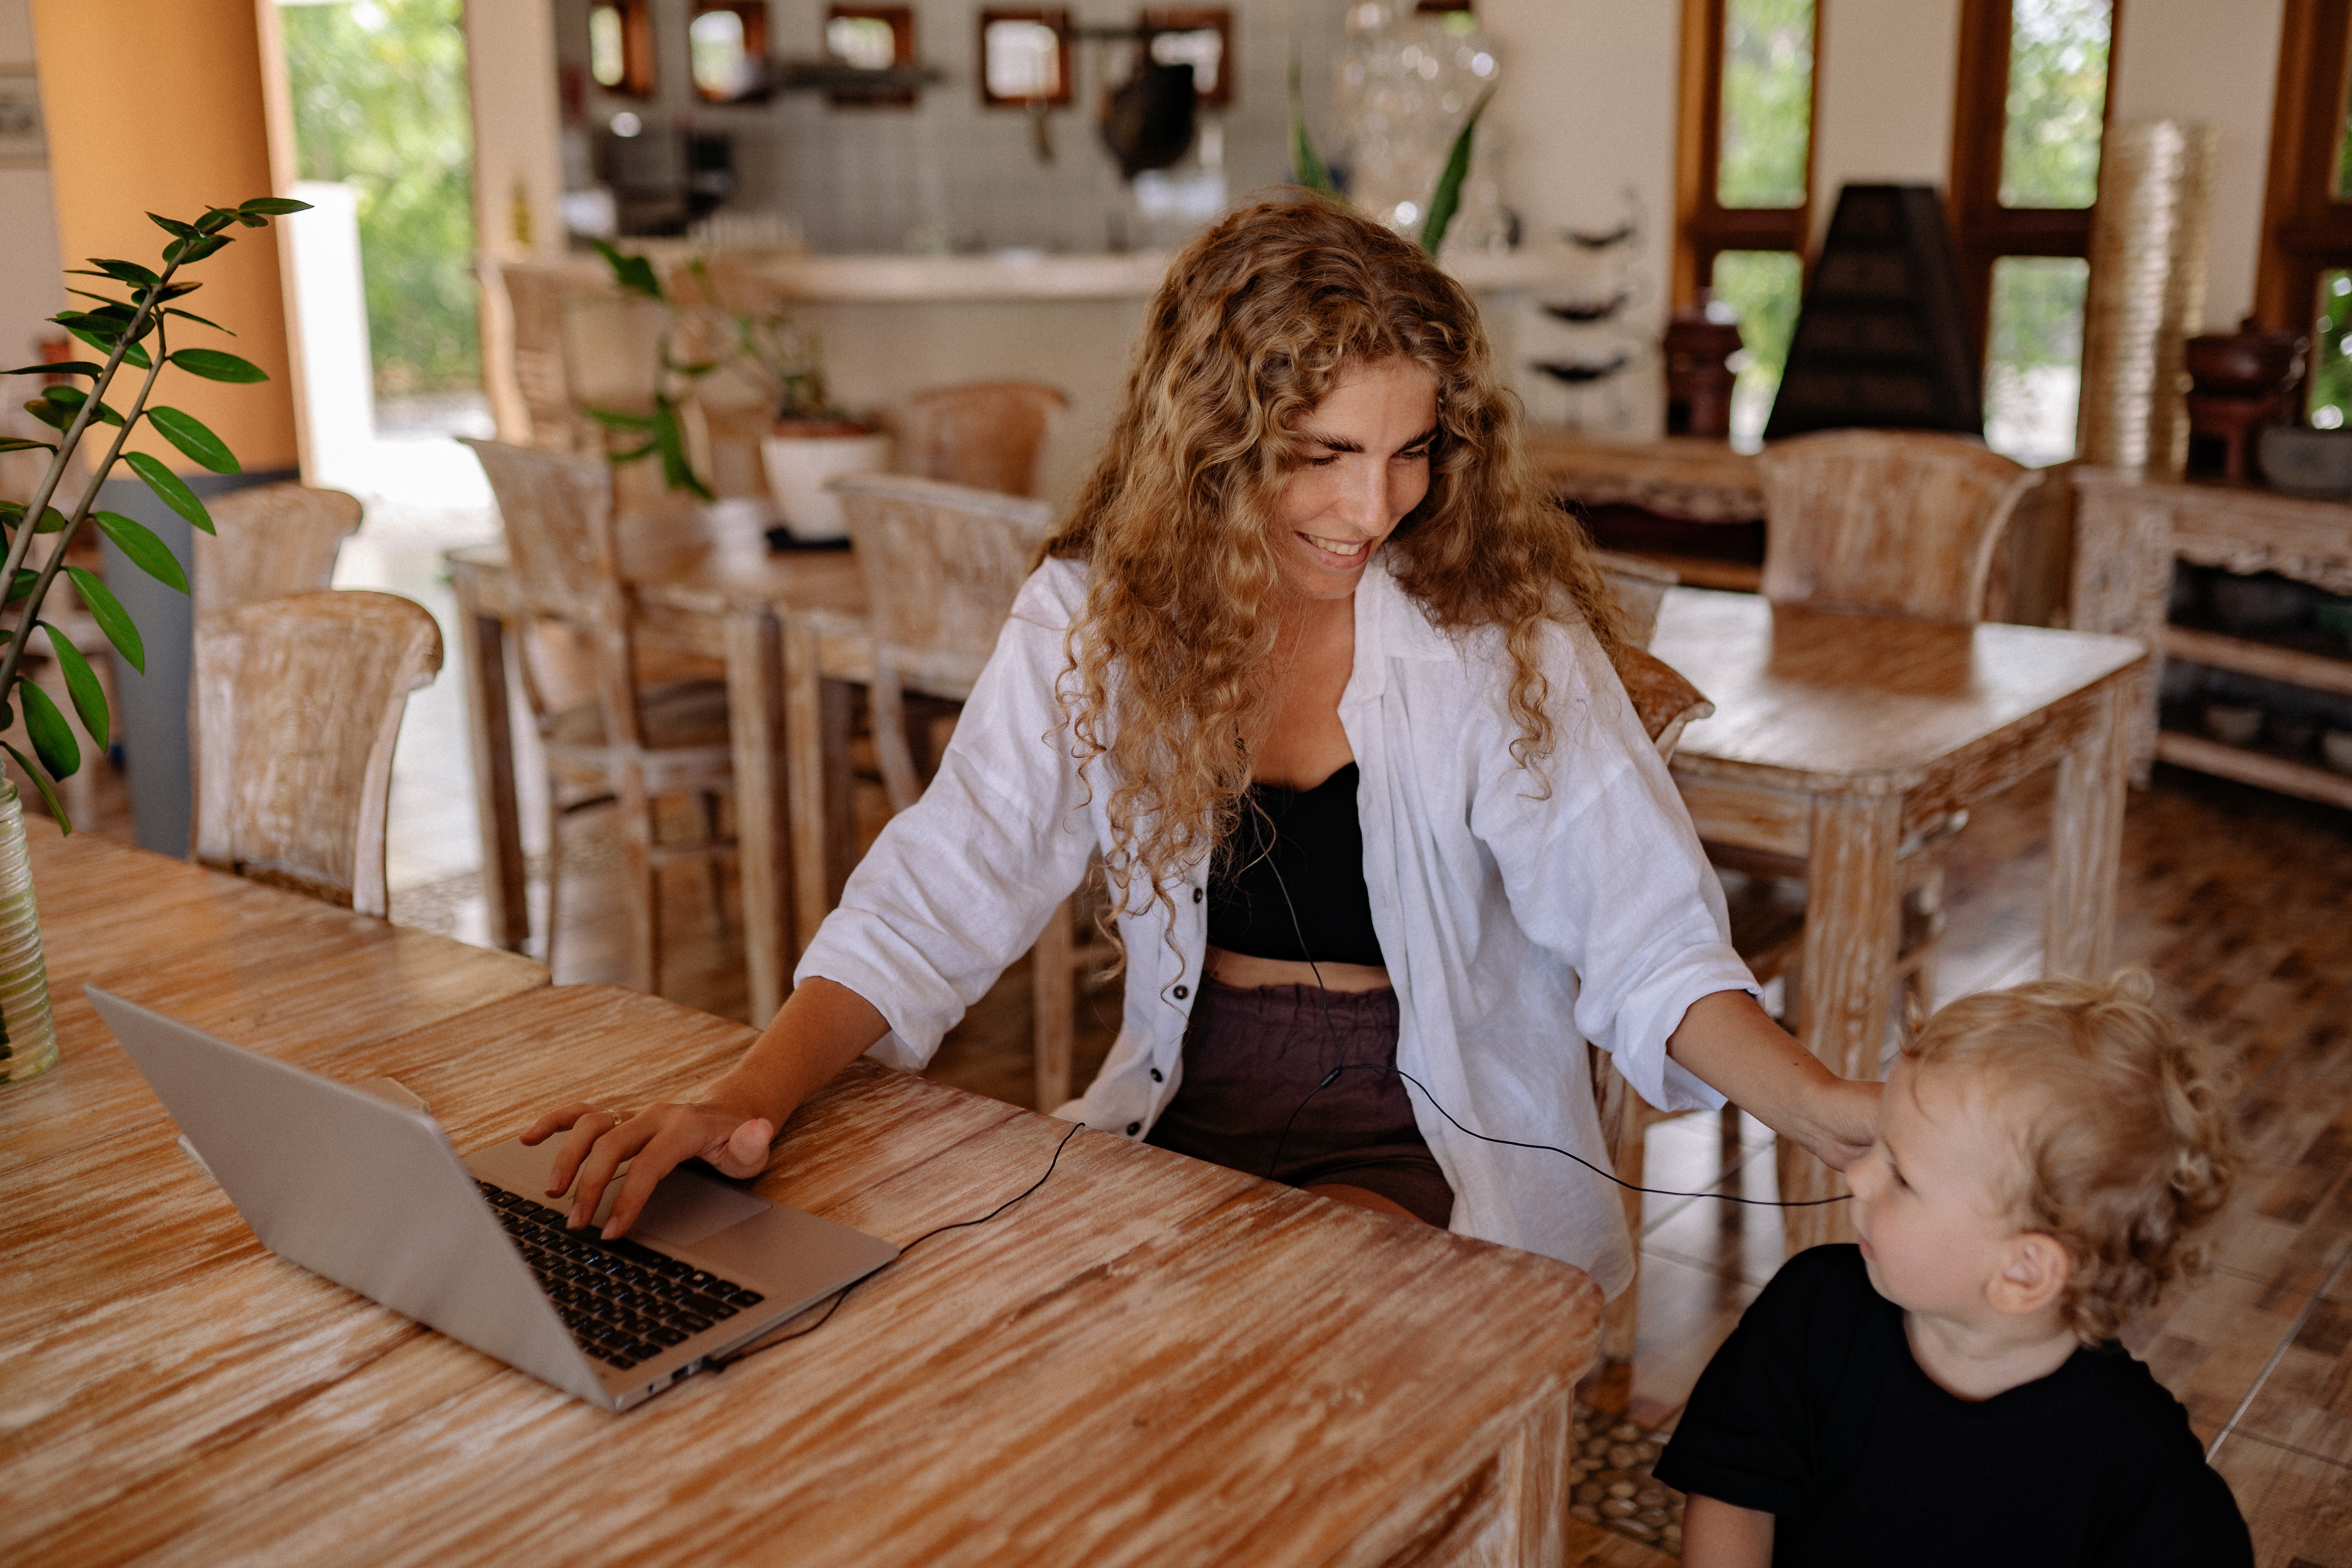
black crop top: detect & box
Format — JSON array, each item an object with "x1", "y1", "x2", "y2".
[{"x1": 1205, "y1": 763, "x2": 1386, "y2": 967}]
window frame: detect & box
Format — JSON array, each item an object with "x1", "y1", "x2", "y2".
[
  {"x1": 825, "y1": 4, "x2": 918, "y2": 107},
  {"x1": 977, "y1": 8, "x2": 1075, "y2": 109},
  {"x1": 590, "y1": 0, "x2": 658, "y2": 99},
  {"x1": 1945, "y1": 0, "x2": 2124, "y2": 364},
  {"x1": 688, "y1": 1, "x2": 771, "y2": 103},
  {"x1": 1671, "y1": 0, "x2": 1822, "y2": 311},
  {"x1": 2254, "y1": 0, "x2": 2352, "y2": 406}
]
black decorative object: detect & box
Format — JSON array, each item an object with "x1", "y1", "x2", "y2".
[
  {"x1": 1532, "y1": 353, "x2": 1631, "y2": 385},
  {"x1": 1763, "y1": 184, "x2": 1981, "y2": 441},
  {"x1": 1541, "y1": 292, "x2": 1630, "y2": 324},
  {"x1": 1098, "y1": 56, "x2": 1195, "y2": 179}
]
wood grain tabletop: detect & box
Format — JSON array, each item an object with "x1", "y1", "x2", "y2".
[
  {"x1": 3, "y1": 983, "x2": 1604, "y2": 1568},
  {"x1": 0, "y1": 822, "x2": 548, "y2": 1179}
]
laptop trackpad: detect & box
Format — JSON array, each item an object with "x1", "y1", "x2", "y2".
[{"x1": 630, "y1": 1170, "x2": 769, "y2": 1247}]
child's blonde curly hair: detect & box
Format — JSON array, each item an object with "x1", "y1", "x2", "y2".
[{"x1": 1902, "y1": 972, "x2": 2238, "y2": 1343}]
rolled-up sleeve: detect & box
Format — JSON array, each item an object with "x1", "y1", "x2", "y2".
[
  {"x1": 793, "y1": 568, "x2": 1099, "y2": 1070},
  {"x1": 1472, "y1": 623, "x2": 1754, "y2": 1113}
]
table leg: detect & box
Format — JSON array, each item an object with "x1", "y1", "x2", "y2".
[
  {"x1": 2045, "y1": 680, "x2": 2129, "y2": 980},
  {"x1": 1492, "y1": 1386, "x2": 1575, "y2": 1567},
  {"x1": 451, "y1": 573, "x2": 529, "y2": 953},
  {"x1": 783, "y1": 615, "x2": 831, "y2": 963},
  {"x1": 724, "y1": 607, "x2": 788, "y2": 1027},
  {"x1": 1780, "y1": 791, "x2": 1904, "y2": 1253}
]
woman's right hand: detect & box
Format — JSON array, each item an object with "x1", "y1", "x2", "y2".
[{"x1": 521, "y1": 1099, "x2": 778, "y2": 1240}]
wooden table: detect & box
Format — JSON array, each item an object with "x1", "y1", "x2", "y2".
[
  {"x1": 5, "y1": 972, "x2": 1606, "y2": 1566},
  {"x1": 0, "y1": 823, "x2": 547, "y2": 1179},
  {"x1": 1651, "y1": 588, "x2": 2147, "y2": 1246},
  {"x1": 447, "y1": 517, "x2": 874, "y2": 1025}
]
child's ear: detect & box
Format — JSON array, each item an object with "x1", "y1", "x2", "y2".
[{"x1": 1986, "y1": 1231, "x2": 2072, "y2": 1317}]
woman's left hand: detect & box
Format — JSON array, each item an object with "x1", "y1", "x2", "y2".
[{"x1": 1666, "y1": 989, "x2": 1882, "y2": 1170}]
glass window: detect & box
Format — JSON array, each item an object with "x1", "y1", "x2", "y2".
[
  {"x1": 1997, "y1": 0, "x2": 2112, "y2": 210},
  {"x1": 589, "y1": 5, "x2": 626, "y2": 88},
  {"x1": 828, "y1": 14, "x2": 898, "y2": 70},
  {"x1": 1711, "y1": 250, "x2": 1803, "y2": 450},
  {"x1": 690, "y1": 9, "x2": 751, "y2": 98},
  {"x1": 984, "y1": 20, "x2": 1063, "y2": 100},
  {"x1": 1983, "y1": 255, "x2": 2087, "y2": 464},
  {"x1": 2309, "y1": 270, "x2": 2352, "y2": 428},
  {"x1": 1717, "y1": 0, "x2": 1815, "y2": 210}
]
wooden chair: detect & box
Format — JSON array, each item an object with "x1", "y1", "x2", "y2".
[
  {"x1": 192, "y1": 482, "x2": 361, "y2": 613},
  {"x1": 889, "y1": 381, "x2": 1068, "y2": 499},
  {"x1": 1756, "y1": 429, "x2": 2040, "y2": 625},
  {"x1": 461, "y1": 438, "x2": 736, "y2": 993},
  {"x1": 830, "y1": 471, "x2": 1113, "y2": 1109},
  {"x1": 191, "y1": 590, "x2": 441, "y2": 917}
]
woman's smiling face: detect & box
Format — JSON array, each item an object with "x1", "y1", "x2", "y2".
[{"x1": 1269, "y1": 358, "x2": 1441, "y2": 601}]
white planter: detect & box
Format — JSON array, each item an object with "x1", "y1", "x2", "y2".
[{"x1": 760, "y1": 429, "x2": 893, "y2": 542}]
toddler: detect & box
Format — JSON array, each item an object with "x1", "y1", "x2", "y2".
[{"x1": 1654, "y1": 973, "x2": 2252, "y2": 1567}]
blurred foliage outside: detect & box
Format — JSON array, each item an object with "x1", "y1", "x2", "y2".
[
  {"x1": 1999, "y1": 0, "x2": 2111, "y2": 209},
  {"x1": 1712, "y1": 250, "x2": 1802, "y2": 450},
  {"x1": 2308, "y1": 271, "x2": 2352, "y2": 428},
  {"x1": 284, "y1": 0, "x2": 479, "y2": 399},
  {"x1": 1718, "y1": 0, "x2": 1814, "y2": 210},
  {"x1": 1985, "y1": 256, "x2": 2087, "y2": 463}
]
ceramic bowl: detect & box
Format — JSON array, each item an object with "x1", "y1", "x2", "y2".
[
  {"x1": 2258, "y1": 425, "x2": 2352, "y2": 497},
  {"x1": 2203, "y1": 702, "x2": 2264, "y2": 748},
  {"x1": 2323, "y1": 730, "x2": 2352, "y2": 775},
  {"x1": 2185, "y1": 324, "x2": 2308, "y2": 396}
]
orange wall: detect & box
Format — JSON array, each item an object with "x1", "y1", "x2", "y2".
[{"x1": 28, "y1": 0, "x2": 298, "y2": 476}]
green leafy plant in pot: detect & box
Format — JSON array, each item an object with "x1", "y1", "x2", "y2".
[{"x1": 0, "y1": 194, "x2": 309, "y2": 1085}]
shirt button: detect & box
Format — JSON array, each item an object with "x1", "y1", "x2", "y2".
[
  {"x1": 1150, "y1": 1068, "x2": 1163, "y2": 1082},
  {"x1": 1173, "y1": 984, "x2": 1189, "y2": 999},
  {"x1": 1192, "y1": 887, "x2": 1203, "y2": 903},
  {"x1": 1125, "y1": 1122, "x2": 1142, "y2": 1136}
]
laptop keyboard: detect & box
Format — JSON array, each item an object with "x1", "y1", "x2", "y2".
[{"x1": 477, "y1": 1181, "x2": 765, "y2": 1370}]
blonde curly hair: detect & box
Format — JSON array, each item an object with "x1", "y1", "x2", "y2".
[
  {"x1": 1042, "y1": 192, "x2": 1625, "y2": 911},
  {"x1": 1903, "y1": 972, "x2": 2238, "y2": 1343}
]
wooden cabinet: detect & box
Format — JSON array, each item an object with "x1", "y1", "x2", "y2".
[{"x1": 2071, "y1": 466, "x2": 2352, "y2": 809}]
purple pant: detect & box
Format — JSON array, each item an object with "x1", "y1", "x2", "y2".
[{"x1": 1145, "y1": 978, "x2": 1455, "y2": 1226}]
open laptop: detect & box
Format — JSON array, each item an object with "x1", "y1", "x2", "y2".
[{"x1": 89, "y1": 986, "x2": 898, "y2": 1412}]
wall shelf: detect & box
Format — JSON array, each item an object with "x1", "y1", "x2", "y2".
[{"x1": 2153, "y1": 729, "x2": 2352, "y2": 812}]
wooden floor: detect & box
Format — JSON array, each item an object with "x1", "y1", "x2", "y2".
[{"x1": 40, "y1": 755, "x2": 2352, "y2": 1567}]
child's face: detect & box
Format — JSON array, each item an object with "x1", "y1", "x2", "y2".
[{"x1": 1847, "y1": 1058, "x2": 2029, "y2": 1322}]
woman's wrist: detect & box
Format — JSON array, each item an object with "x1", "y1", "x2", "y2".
[{"x1": 1666, "y1": 990, "x2": 1879, "y2": 1170}]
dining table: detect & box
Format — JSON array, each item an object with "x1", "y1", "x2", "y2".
[
  {"x1": 2, "y1": 832, "x2": 1614, "y2": 1567},
  {"x1": 1650, "y1": 588, "x2": 2147, "y2": 1248}
]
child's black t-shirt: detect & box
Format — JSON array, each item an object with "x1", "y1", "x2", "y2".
[{"x1": 1653, "y1": 1245, "x2": 2252, "y2": 1567}]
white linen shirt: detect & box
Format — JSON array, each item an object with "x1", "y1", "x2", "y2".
[{"x1": 795, "y1": 552, "x2": 1754, "y2": 1296}]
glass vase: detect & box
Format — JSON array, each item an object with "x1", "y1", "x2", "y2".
[{"x1": 0, "y1": 780, "x2": 56, "y2": 1085}]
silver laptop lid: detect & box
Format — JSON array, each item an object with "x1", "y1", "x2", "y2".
[{"x1": 89, "y1": 987, "x2": 896, "y2": 1412}]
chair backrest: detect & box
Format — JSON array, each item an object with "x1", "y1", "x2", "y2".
[
  {"x1": 893, "y1": 381, "x2": 1068, "y2": 499},
  {"x1": 1615, "y1": 644, "x2": 1713, "y2": 761},
  {"x1": 1594, "y1": 549, "x2": 1676, "y2": 649},
  {"x1": 831, "y1": 472, "x2": 1054, "y2": 695},
  {"x1": 459, "y1": 437, "x2": 648, "y2": 750},
  {"x1": 1756, "y1": 430, "x2": 2039, "y2": 625},
  {"x1": 499, "y1": 265, "x2": 610, "y2": 456},
  {"x1": 192, "y1": 590, "x2": 442, "y2": 917},
  {"x1": 192, "y1": 483, "x2": 361, "y2": 615}
]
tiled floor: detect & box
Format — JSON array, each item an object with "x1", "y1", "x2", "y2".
[{"x1": 41, "y1": 429, "x2": 2352, "y2": 1562}]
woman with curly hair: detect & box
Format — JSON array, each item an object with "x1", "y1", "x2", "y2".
[{"x1": 526, "y1": 195, "x2": 1877, "y2": 1292}]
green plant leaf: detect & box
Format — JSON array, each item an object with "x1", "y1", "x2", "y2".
[
  {"x1": 163, "y1": 307, "x2": 231, "y2": 336},
  {"x1": 168, "y1": 348, "x2": 267, "y2": 383},
  {"x1": 163, "y1": 233, "x2": 232, "y2": 267},
  {"x1": 5, "y1": 741, "x2": 73, "y2": 834},
  {"x1": 40, "y1": 625, "x2": 107, "y2": 750},
  {"x1": 609, "y1": 440, "x2": 657, "y2": 461},
  {"x1": 0, "y1": 437, "x2": 54, "y2": 454},
  {"x1": 592, "y1": 238, "x2": 667, "y2": 303},
  {"x1": 19, "y1": 679, "x2": 80, "y2": 782},
  {"x1": 236, "y1": 196, "x2": 312, "y2": 216},
  {"x1": 196, "y1": 207, "x2": 240, "y2": 234},
  {"x1": 147, "y1": 212, "x2": 198, "y2": 239},
  {"x1": 652, "y1": 397, "x2": 713, "y2": 500},
  {"x1": 581, "y1": 405, "x2": 658, "y2": 430},
  {"x1": 1418, "y1": 85, "x2": 1496, "y2": 257},
  {"x1": 7, "y1": 568, "x2": 37, "y2": 602},
  {"x1": 145, "y1": 407, "x2": 240, "y2": 474},
  {"x1": 3, "y1": 360, "x2": 106, "y2": 378},
  {"x1": 122, "y1": 451, "x2": 215, "y2": 534},
  {"x1": 93, "y1": 511, "x2": 188, "y2": 593},
  {"x1": 22, "y1": 398, "x2": 70, "y2": 432},
  {"x1": 39, "y1": 386, "x2": 124, "y2": 428},
  {"x1": 85, "y1": 258, "x2": 162, "y2": 288},
  {"x1": 1288, "y1": 56, "x2": 1343, "y2": 199},
  {"x1": 153, "y1": 281, "x2": 201, "y2": 301},
  {"x1": 65, "y1": 566, "x2": 143, "y2": 673}
]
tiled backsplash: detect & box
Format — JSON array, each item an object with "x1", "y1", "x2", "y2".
[{"x1": 554, "y1": 0, "x2": 1348, "y2": 254}]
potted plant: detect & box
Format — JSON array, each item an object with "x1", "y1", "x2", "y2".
[
  {"x1": 0, "y1": 195, "x2": 308, "y2": 1086},
  {"x1": 583, "y1": 243, "x2": 889, "y2": 545}
]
